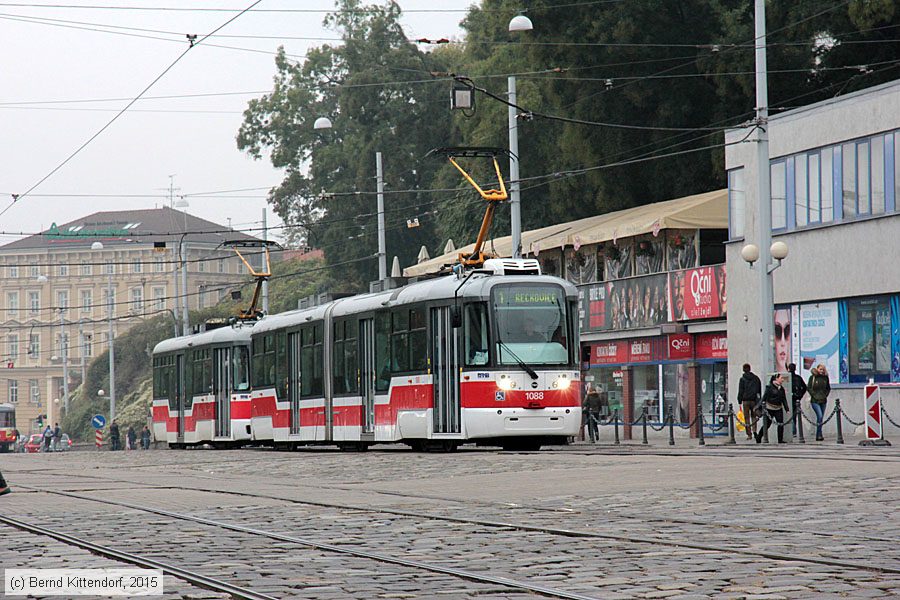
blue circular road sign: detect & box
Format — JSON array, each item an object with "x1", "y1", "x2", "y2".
[{"x1": 91, "y1": 414, "x2": 107, "y2": 429}]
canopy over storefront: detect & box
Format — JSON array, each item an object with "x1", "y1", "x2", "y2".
[{"x1": 404, "y1": 188, "x2": 727, "y2": 277}]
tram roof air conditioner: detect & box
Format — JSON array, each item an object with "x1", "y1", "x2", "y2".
[{"x1": 479, "y1": 258, "x2": 541, "y2": 276}]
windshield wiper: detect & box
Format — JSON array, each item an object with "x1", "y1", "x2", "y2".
[{"x1": 497, "y1": 340, "x2": 538, "y2": 380}]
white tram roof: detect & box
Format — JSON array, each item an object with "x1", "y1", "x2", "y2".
[
  {"x1": 251, "y1": 272, "x2": 577, "y2": 336},
  {"x1": 153, "y1": 323, "x2": 254, "y2": 355}
]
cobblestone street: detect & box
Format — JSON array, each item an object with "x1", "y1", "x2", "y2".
[{"x1": 1, "y1": 444, "x2": 898, "y2": 599}]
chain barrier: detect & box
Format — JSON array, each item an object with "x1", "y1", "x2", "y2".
[
  {"x1": 702, "y1": 416, "x2": 728, "y2": 432},
  {"x1": 648, "y1": 419, "x2": 668, "y2": 432},
  {"x1": 882, "y1": 405, "x2": 900, "y2": 429},
  {"x1": 841, "y1": 411, "x2": 865, "y2": 427},
  {"x1": 674, "y1": 413, "x2": 701, "y2": 430},
  {"x1": 798, "y1": 407, "x2": 821, "y2": 427}
]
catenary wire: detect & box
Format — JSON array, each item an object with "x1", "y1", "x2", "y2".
[{"x1": 0, "y1": 0, "x2": 264, "y2": 217}]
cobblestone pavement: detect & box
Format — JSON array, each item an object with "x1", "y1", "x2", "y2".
[{"x1": 1, "y1": 444, "x2": 898, "y2": 599}]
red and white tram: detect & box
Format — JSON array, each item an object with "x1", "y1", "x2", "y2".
[
  {"x1": 152, "y1": 324, "x2": 253, "y2": 448},
  {"x1": 152, "y1": 259, "x2": 581, "y2": 450}
]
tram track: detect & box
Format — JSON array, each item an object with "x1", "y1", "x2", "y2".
[
  {"x1": 13, "y1": 484, "x2": 600, "y2": 600},
  {"x1": 0, "y1": 514, "x2": 279, "y2": 600},
  {"x1": 10, "y1": 464, "x2": 898, "y2": 546},
  {"x1": 19, "y1": 483, "x2": 900, "y2": 578}
]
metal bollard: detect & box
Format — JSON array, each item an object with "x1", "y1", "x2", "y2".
[
  {"x1": 641, "y1": 405, "x2": 649, "y2": 445},
  {"x1": 797, "y1": 399, "x2": 805, "y2": 444},
  {"x1": 697, "y1": 400, "x2": 706, "y2": 447},
  {"x1": 613, "y1": 409, "x2": 620, "y2": 446},
  {"x1": 835, "y1": 398, "x2": 844, "y2": 445},
  {"x1": 726, "y1": 404, "x2": 736, "y2": 445},
  {"x1": 667, "y1": 405, "x2": 675, "y2": 446}
]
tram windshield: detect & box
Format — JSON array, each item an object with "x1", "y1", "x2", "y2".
[
  {"x1": 492, "y1": 284, "x2": 569, "y2": 365},
  {"x1": 0, "y1": 408, "x2": 14, "y2": 428}
]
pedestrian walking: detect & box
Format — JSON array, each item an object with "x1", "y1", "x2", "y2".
[
  {"x1": 736, "y1": 363, "x2": 762, "y2": 440},
  {"x1": 787, "y1": 363, "x2": 807, "y2": 436},
  {"x1": 140, "y1": 425, "x2": 151, "y2": 450},
  {"x1": 42, "y1": 425, "x2": 53, "y2": 452},
  {"x1": 807, "y1": 364, "x2": 832, "y2": 441},
  {"x1": 52, "y1": 423, "x2": 62, "y2": 452},
  {"x1": 583, "y1": 384, "x2": 603, "y2": 443},
  {"x1": 126, "y1": 426, "x2": 137, "y2": 451},
  {"x1": 0, "y1": 469, "x2": 10, "y2": 496},
  {"x1": 755, "y1": 374, "x2": 789, "y2": 444},
  {"x1": 109, "y1": 420, "x2": 120, "y2": 451}
]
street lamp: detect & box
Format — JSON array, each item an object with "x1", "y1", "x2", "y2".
[
  {"x1": 91, "y1": 241, "x2": 116, "y2": 422},
  {"x1": 314, "y1": 118, "x2": 387, "y2": 282},
  {"x1": 507, "y1": 14, "x2": 532, "y2": 259}
]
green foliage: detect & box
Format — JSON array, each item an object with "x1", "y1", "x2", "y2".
[{"x1": 238, "y1": 0, "x2": 900, "y2": 268}]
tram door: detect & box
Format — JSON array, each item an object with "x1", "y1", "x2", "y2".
[
  {"x1": 175, "y1": 354, "x2": 185, "y2": 443},
  {"x1": 213, "y1": 347, "x2": 232, "y2": 438},
  {"x1": 358, "y1": 319, "x2": 375, "y2": 434},
  {"x1": 431, "y1": 307, "x2": 460, "y2": 434},
  {"x1": 288, "y1": 332, "x2": 301, "y2": 434}
]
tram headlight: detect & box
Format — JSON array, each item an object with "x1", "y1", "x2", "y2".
[
  {"x1": 497, "y1": 377, "x2": 516, "y2": 391},
  {"x1": 552, "y1": 376, "x2": 571, "y2": 390}
]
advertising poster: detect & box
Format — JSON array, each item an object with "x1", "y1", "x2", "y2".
[
  {"x1": 839, "y1": 301, "x2": 850, "y2": 383},
  {"x1": 791, "y1": 304, "x2": 801, "y2": 373},
  {"x1": 856, "y1": 309, "x2": 875, "y2": 372},
  {"x1": 891, "y1": 296, "x2": 900, "y2": 382},
  {"x1": 875, "y1": 306, "x2": 891, "y2": 373},
  {"x1": 773, "y1": 307, "x2": 792, "y2": 375},
  {"x1": 606, "y1": 274, "x2": 669, "y2": 331},
  {"x1": 578, "y1": 282, "x2": 607, "y2": 332},
  {"x1": 669, "y1": 266, "x2": 727, "y2": 322},
  {"x1": 798, "y1": 302, "x2": 839, "y2": 380}
]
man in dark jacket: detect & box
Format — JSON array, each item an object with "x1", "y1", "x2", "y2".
[
  {"x1": 109, "y1": 420, "x2": 120, "y2": 451},
  {"x1": 583, "y1": 384, "x2": 604, "y2": 443},
  {"x1": 736, "y1": 363, "x2": 762, "y2": 440},
  {"x1": 787, "y1": 363, "x2": 807, "y2": 436},
  {"x1": 755, "y1": 374, "x2": 789, "y2": 444}
]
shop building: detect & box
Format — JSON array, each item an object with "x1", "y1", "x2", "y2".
[
  {"x1": 406, "y1": 189, "x2": 730, "y2": 439},
  {"x1": 0, "y1": 207, "x2": 258, "y2": 433},
  {"x1": 726, "y1": 78, "x2": 900, "y2": 436}
]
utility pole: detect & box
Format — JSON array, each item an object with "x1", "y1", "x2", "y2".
[
  {"x1": 508, "y1": 76, "x2": 522, "y2": 259},
  {"x1": 162, "y1": 175, "x2": 180, "y2": 208},
  {"x1": 376, "y1": 152, "x2": 387, "y2": 282},
  {"x1": 181, "y1": 238, "x2": 190, "y2": 336},
  {"x1": 261, "y1": 208, "x2": 269, "y2": 313},
  {"x1": 754, "y1": 0, "x2": 774, "y2": 379}
]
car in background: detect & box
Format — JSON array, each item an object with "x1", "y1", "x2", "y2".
[
  {"x1": 23, "y1": 433, "x2": 44, "y2": 453},
  {"x1": 56, "y1": 434, "x2": 73, "y2": 451}
]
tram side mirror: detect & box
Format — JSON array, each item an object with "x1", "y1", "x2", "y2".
[{"x1": 450, "y1": 306, "x2": 462, "y2": 328}]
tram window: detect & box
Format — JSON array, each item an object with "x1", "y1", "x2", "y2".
[
  {"x1": 233, "y1": 347, "x2": 250, "y2": 391},
  {"x1": 375, "y1": 312, "x2": 391, "y2": 392},
  {"x1": 334, "y1": 320, "x2": 357, "y2": 394},
  {"x1": 275, "y1": 332, "x2": 288, "y2": 399},
  {"x1": 409, "y1": 308, "x2": 427, "y2": 371},
  {"x1": 464, "y1": 303, "x2": 490, "y2": 366},
  {"x1": 251, "y1": 338, "x2": 266, "y2": 387},
  {"x1": 300, "y1": 325, "x2": 323, "y2": 397},
  {"x1": 345, "y1": 338, "x2": 358, "y2": 393}
]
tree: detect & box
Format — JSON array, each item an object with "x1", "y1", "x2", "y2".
[{"x1": 238, "y1": 0, "x2": 454, "y2": 288}]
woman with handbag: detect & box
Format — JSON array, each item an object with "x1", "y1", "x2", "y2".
[{"x1": 807, "y1": 364, "x2": 832, "y2": 441}]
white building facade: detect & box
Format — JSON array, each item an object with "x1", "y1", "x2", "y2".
[{"x1": 726, "y1": 79, "x2": 900, "y2": 438}]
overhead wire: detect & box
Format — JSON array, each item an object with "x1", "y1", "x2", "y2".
[{"x1": 0, "y1": 0, "x2": 264, "y2": 217}]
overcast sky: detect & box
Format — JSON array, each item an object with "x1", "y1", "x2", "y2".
[{"x1": 0, "y1": 0, "x2": 471, "y2": 245}]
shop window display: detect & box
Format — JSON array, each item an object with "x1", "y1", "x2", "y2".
[
  {"x1": 848, "y1": 297, "x2": 891, "y2": 383},
  {"x1": 632, "y1": 365, "x2": 660, "y2": 421}
]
